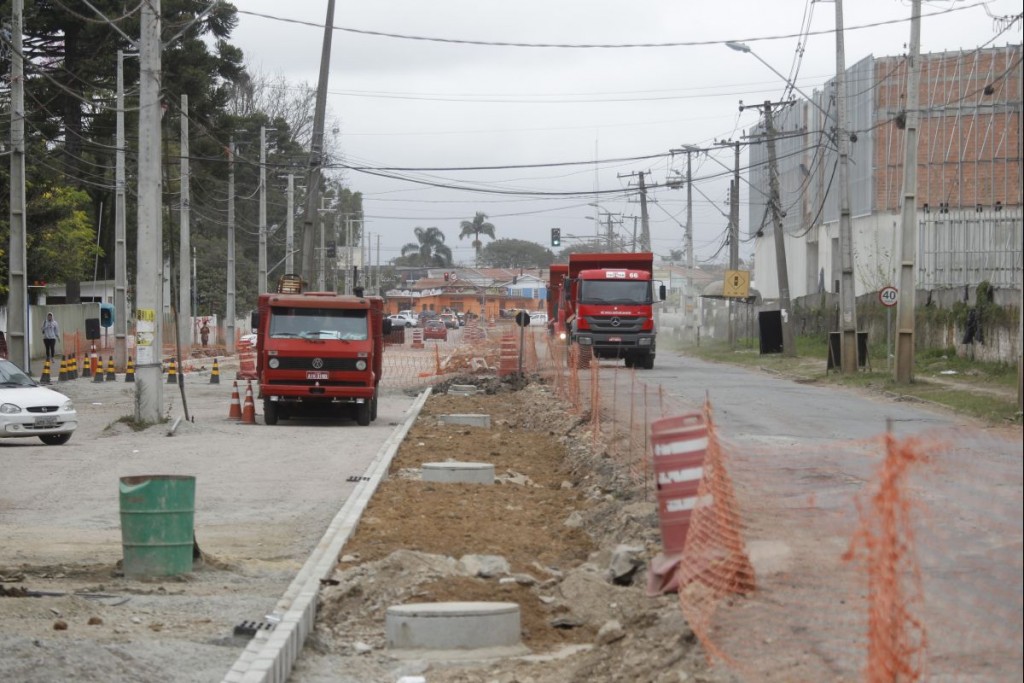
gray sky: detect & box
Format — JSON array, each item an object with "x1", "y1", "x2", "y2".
[{"x1": 230, "y1": 0, "x2": 1021, "y2": 266}]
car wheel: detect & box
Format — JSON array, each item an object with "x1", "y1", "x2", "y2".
[{"x1": 39, "y1": 433, "x2": 72, "y2": 446}]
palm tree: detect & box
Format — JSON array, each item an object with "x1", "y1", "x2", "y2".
[
  {"x1": 399, "y1": 226, "x2": 453, "y2": 267},
  {"x1": 458, "y1": 212, "x2": 496, "y2": 266}
]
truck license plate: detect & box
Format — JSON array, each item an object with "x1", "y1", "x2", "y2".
[
  {"x1": 608, "y1": 336, "x2": 622, "y2": 342},
  {"x1": 306, "y1": 371, "x2": 329, "y2": 380},
  {"x1": 34, "y1": 416, "x2": 59, "y2": 427}
]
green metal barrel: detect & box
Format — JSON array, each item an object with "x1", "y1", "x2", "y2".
[{"x1": 119, "y1": 475, "x2": 196, "y2": 578}]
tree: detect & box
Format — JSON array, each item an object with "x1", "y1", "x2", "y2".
[
  {"x1": 458, "y1": 212, "x2": 496, "y2": 265},
  {"x1": 26, "y1": 186, "x2": 103, "y2": 287},
  {"x1": 478, "y1": 239, "x2": 554, "y2": 269},
  {"x1": 396, "y1": 227, "x2": 452, "y2": 267}
]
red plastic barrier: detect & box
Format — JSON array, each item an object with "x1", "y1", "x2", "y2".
[{"x1": 651, "y1": 412, "x2": 709, "y2": 553}]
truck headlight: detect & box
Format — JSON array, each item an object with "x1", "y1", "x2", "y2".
[
  {"x1": 579, "y1": 337, "x2": 592, "y2": 346},
  {"x1": 268, "y1": 358, "x2": 280, "y2": 369},
  {"x1": 355, "y1": 360, "x2": 367, "y2": 371}
]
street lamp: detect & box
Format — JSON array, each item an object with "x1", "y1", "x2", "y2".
[{"x1": 726, "y1": 41, "x2": 833, "y2": 122}]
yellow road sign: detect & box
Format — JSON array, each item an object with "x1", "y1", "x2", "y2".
[{"x1": 723, "y1": 270, "x2": 750, "y2": 298}]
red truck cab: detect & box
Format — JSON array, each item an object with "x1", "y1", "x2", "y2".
[
  {"x1": 253, "y1": 277, "x2": 390, "y2": 426},
  {"x1": 564, "y1": 252, "x2": 664, "y2": 369}
]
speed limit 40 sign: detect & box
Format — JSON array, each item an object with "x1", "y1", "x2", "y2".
[{"x1": 879, "y1": 286, "x2": 898, "y2": 307}]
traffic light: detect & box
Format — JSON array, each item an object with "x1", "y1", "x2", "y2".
[
  {"x1": 551, "y1": 228, "x2": 561, "y2": 247},
  {"x1": 100, "y1": 303, "x2": 115, "y2": 328},
  {"x1": 326, "y1": 240, "x2": 336, "y2": 258}
]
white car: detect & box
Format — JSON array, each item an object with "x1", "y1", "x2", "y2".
[
  {"x1": 387, "y1": 313, "x2": 417, "y2": 328},
  {"x1": 0, "y1": 359, "x2": 78, "y2": 445},
  {"x1": 530, "y1": 312, "x2": 548, "y2": 326}
]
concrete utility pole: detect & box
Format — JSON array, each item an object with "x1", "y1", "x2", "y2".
[
  {"x1": 638, "y1": 172, "x2": 651, "y2": 253},
  {"x1": 746, "y1": 100, "x2": 796, "y2": 357},
  {"x1": 178, "y1": 94, "x2": 191, "y2": 351},
  {"x1": 285, "y1": 174, "x2": 295, "y2": 274},
  {"x1": 114, "y1": 49, "x2": 135, "y2": 371},
  {"x1": 134, "y1": 0, "x2": 163, "y2": 422},
  {"x1": 616, "y1": 171, "x2": 652, "y2": 252},
  {"x1": 300, "y1": 0, "x2": 337, "y2": 283},
  {"x1": 1019, "y1": 46, "x2": 1023, "y2": 410},
  {"x1": 715, "y1": 140, "x2": 742, "y2": 348},
  {"x1": 256, "y1": 125, "x2": 272, "y2": 294},
  {"x1": 894, "y1": 0, "x2": 922, "y2": 384},
  {"x1": 226, "y1": 139, "x2": 236, "y2": 353},
  {"x1": 8, "y1": 0, "x2": 29, "y2": 371},
  {"x1": 684, "y1": 147, "x2": 697, "y2": 340},
  {"x1": 834, "y1": 0, "x2": 860, "y2": 373}
]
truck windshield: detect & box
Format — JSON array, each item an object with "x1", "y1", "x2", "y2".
[
  {"x1": 269, "y1": 307, "x2": 368, "y2": 340},
  {"x1": 578, "y1": 279, "x2": 652, "y2": 305}
]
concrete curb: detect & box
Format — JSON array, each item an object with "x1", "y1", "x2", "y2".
[{"x1": 223, "y1": 388, "x2": 434, "y2": 683}]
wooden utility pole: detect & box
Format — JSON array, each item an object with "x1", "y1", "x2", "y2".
[{"x1": 894, "y1": 0, "x2": 921, "y2": 383}]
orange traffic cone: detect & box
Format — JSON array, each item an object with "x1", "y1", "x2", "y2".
[
  {"x1": 241, "y1": 381, "x2": 256, "y2": 424},
  {"x1": 227, "y1": 381, "x2": 242, "y2": 420}
]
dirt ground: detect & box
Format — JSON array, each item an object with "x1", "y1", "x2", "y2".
[{"x1": 296, "y1": 376, "x2": 729, "y2": 683}]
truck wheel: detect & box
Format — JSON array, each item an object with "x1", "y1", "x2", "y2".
[
  {"x1": 642, "y1": 353, "x2": 655, "y2": 370},
  {"x1": 575, "y1": 344, "x2": 592, "y2": 370},
  {"x1": 263, "y1": 399, "x2": 278, "y2": 425},
  {"x1": 355, "y1": 400, "x2": 371, "y2": 426}
]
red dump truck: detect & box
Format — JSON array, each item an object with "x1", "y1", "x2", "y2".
[
  {"x1": 562, "y1": 252, "x2": 664, "y2": 369},
  {"x1": 252, "y1": 276, "x2": 391, "y2": 426}
]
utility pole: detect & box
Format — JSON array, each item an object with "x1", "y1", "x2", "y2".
[
  {"x1": 8, "y1": 0, "x2": 28, "y2": 371},
  {"x1": 226, "y1": 138, "x2": 236, "y2": 353},
  {"x1": 258, "y1": 125, "x2": 269, "y2": 294},
  {"x1": 178, "y1": 94, "x2": 191, "y2": 352},
  {"x1": 638, "y1": 172, "x2": 651, "y2": 253},
  {"x1": 715, "y1": 139, "x2": 742, "y2": 348},
  {"x1": 894, "y1": 0, "x2": 922, "y2": 384},
  {"x1": 616, "y1": 171, "x2": 652, "y2": 252},
  {"x1": 114, "y1": 49, "x2": 135, "y2": 371},
  {"x1": 686, "y1": 149, "x2": 695, "y2": 340},
  {"x1": 300, "y1": 0, "x2": 336, "y2": 283},
  {"x1": 835, "y1": 0, "x2": 859, "y2": 373},
  {"x1": 745, "y1": 100, "x2": 796, "y2": 357},
  {"x1": 135, "y1": 0, "x2": 163, "y2": 422},
  {"x1": 285, "y1": 174, "x2": 295, "y2": 274}
]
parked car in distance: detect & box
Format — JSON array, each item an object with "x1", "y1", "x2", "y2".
[
  {"x1": 456, "y1": 312, "x2": 466, "y2": 326},
  {"x1": 239, "y1": 332, "x2": 258, "y2": 348},
  {"x1": 439, "y1": 312, "x2": 459, "y2": 329},
  {"x1": 422, "y1": 319, "x2": 448, "y2": 341},
  {"x1": 530, "y1": 312, "x2": 548, "y2": 326},
  {"x1": 387, "y1": 313, "x2": 417, "y2": 328},
  {"x1": 0, "y1": 358, "x2": 77, "y2": 445}
]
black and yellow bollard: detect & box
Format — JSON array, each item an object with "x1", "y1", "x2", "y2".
[
  {"x1": 124, "y1": 356, "x2": 136, "y2": 383},
  {"x1": 93, "y1": 356, "x2": 105, "y2": 382},
  {"x1": 210, "y1": 357, "x2": 221, "y2": 384},
  {"x1": 166, "y1": 358, "x2": 177, "y2": 385},
  {"x1": 40, "y1": 359, "x2": 52, "y2": 385},
  {"x1": 106, "y1": 356, "x2": 117, "y2": 381},
  {"x1": 68, "y1": 355, "x2": 78, "y2": 380},
  {"x1": 82, "y1": 355, "x2": 92, "y2": 378},
  {"x1": 57, "y1": 357, "x2": 68, "y2": 382}
]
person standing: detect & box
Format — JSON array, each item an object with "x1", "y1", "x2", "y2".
[
  {"x1": 42, "y1": 312, "x2": 60, "y2": 362},
  {"x1": 200, "y1": 320, "x2": 210, "y2": 348}
]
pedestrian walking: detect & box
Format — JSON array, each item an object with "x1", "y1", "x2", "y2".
[
  {"x1": 200, "y1": 320, "x2": 210, "y2": 348},
  {"x1": 42, "y1": 313, "x2": 61, "y2": 362}
]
